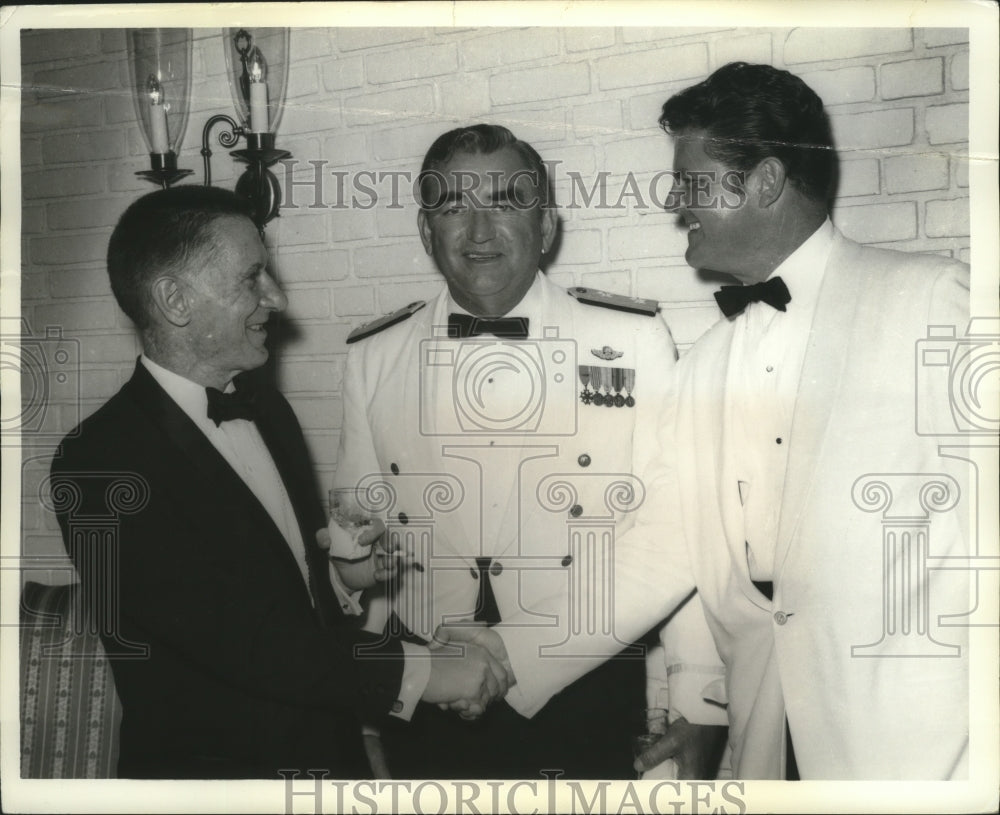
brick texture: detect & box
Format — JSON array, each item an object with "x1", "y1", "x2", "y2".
[
  {"x1": 17, "y1": 25, "x2": 972, "y2": 567},
  {"x1": 881, "y1": 58, "x2": 944, "y2": 100}
]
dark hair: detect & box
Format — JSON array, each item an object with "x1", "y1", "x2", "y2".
[
  {"x1": 106, "y1": 185, "x2": 254, "y2": 329},
  {"x1": 418, "y1": 124, "x2": 551, "y2": 210},
  {"x1": 659, "y1": 62, "x2": 836, "y2": 203}
]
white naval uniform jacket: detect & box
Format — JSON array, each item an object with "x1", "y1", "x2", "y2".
[
  {"x1": 501, "y1": 231, "x2": 972, "y2": 779},
  {"x1": 334, "y1": 272, "x2": 724, "y2": 722}
]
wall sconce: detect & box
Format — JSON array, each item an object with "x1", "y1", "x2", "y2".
[
  {"x1": 128, "y1": 29, "x2": 194, "y2": 187},
  {"x1": 204, "y1": 28, "x2": 292, "y2": 231},
  {"x1": 129, "y1": 27, "x2": 291, "y2": 233}
]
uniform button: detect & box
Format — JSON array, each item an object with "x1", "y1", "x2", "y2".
[
  {"x1": 766, "y1": 365, "x2": 774, "y2": 373},
  {"x1": 774, "y1": 611, "x2": 788, "y2": 625},
  {"x1": 569, "y1": 504, "x2": 583, "y2": 517},
  {"x1": 391, "y1": 700, "x2": 404, "y2": 714},
  {"x1": 398, "y1": 512, "x2": 409, "y2": 524},
  {"x1": 561, "y1": 554, "x2": 573, "y2": 567},
  {"x1": 390, "y1": 463, "x2": 399, "y2": 475},
  {"x1": 490, "y1": 561, "x2": 503, "y2": 577},
  {"x1": 775, "y1": 438, "x2": 783, "y2": 445},
  {"x1": 577, "y1": 454, "x2": 591, "y2": 467}
]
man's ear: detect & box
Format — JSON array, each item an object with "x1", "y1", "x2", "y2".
[
  {"x1": 754, "y1": 157, "x2": 787, "y2": 208},
  {"x1": 539, "y1": 205, "x2": 558, "y2": 255},
  {"x1": 150, "y1": 275, "x2": 192, "y2": 327},
  {"x1": 417, "y1": 210, "x2": 434, "y2": 256}
]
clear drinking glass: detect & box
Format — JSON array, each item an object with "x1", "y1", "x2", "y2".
[
  {"x1": 632, "y1": 707, "x2": 670, "y2": 779},
  {"x1": 327, "y1": 487, "x2": 384, "y2": 561}
]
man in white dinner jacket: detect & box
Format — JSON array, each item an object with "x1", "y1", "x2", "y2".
[
  {"x1": 329, "y1": 124, "x2": 728, "y2": 779},
  {"x1": 457, "y1": 64, "x2": 972, "y2": 780}
]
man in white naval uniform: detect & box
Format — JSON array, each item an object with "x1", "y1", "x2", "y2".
[
  {"x1": 328, "y1": 125, "x2": 728, "y2": 779},
  {"x1": 453, "y1": 65, "x2": 971, "y2": 781}
]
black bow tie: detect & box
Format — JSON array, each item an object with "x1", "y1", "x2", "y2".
[
  {"x1": 714, "y1": 276, "x2": 791, "y2": 318},
  {"x1": 206, "y1": 386, "x2": 257, "y2": 426},
  {"x1": 447, "y1": 313, "x2": 529, "y2": 340}
]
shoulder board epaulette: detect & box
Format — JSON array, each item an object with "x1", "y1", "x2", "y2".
[
  {"x1": 567, "y1": 287, "x2": 660, "y2": 316},
  {"x1": 347, "y1": 301, "x2": 427, "y2": 344}
]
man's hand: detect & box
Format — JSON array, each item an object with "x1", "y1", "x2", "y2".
[
  {"x1": 435, "y1": 624, "x2": 515, "y2": 678},
  {"x1": 317, "y1": 522, "x2": 405, "y2": 591},
  {"x1": 432, "y1": 624, "x2": 516, "y2": 719},
  {"x1": 422, "y1": 641, "x2": 511, "y2": 719},
  {"x1": 634, "y1": 717, "x2": 728, "y2": 779}
]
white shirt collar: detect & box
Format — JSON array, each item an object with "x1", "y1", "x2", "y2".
[{"x1": 140, "y1": 354, "x2": 234, "y2": 429}]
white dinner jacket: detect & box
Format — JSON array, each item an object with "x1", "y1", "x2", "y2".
[{"x1": 503, "y1": 230, "x2": 971, "y2": 779}]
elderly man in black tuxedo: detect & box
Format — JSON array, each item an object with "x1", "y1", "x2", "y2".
[{"x1": 50, "y1": 186, "x2": 509, "y2": 779}]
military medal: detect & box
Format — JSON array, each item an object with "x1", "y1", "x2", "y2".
[
  {"x1": 612, "y1": 368, "x2": 626, "y2": 407},
  {"x1": 624, "y1": 367, "x2": 635, "y2": 407},
  {"x1": 602, "y1": 367, "x2": 614, "y2": 408},
  {"x1": 578, "y1": 366, "x2": 593, "y2": 405},
  {"x1": 591, "y1": 367, "x2": 605, "y2": 406}
]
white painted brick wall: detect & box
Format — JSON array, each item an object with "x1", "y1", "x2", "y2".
[
  {"x1": 925, "y1": 198, "x2": 970, "y2": 237},
  {"x1": 838, "y1": 158, "x2": 881, "y2": 198},
  {"x1": 925, "y1": 102, "x2": 968, "y2": 144},
  {"x1": 883, "y1": 154, "x2": 950, "y2": 193},
  {"x1": 784, "y1": 28, "x2": 913, "y2": 64},
  {"x1": 490, "y1": 62, "x2": 591, "y2": 105},
  {"x1": 713, "y1": 33, "x2": 774, "y2": 68},
  {"x1": 830, "y1": 108, "x2": 915, "y2": 151},
  {"x1": 19, "y1": 26, "x2": 971, "y2": 566},
  {"x1": 799, "y1": 67, "x2": 876, "y2": 107},
  {"x1": 881, "y1": 58, "x2": 944, "y2": 100},
  {"x1": 366, "y1": 43, "x2": 458, "y2": 85}
]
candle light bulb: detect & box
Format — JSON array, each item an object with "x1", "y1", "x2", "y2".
[
  {"x1": 247, "y1": 46, "x2": 270, "y2": 133},
  {"x1": 248, "y1": 47, "x2": 266, "y2": 83},
  {"x1": 146, "y1": 74, "x2": 163, "y2": 105},
  {"x1": 145, "y1": 73, "x2": 169, "y2": 154}
]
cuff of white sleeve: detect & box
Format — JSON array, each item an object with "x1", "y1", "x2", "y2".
[
  {"x1": 667, "y1": 665, "x2": 729, "y2": 727},
  {"x1": 390, "y1": 642, "x2": 431, "y2": 721},
  {"x1": 328, "y1": 561, "x2": 364, "y2": 616}
]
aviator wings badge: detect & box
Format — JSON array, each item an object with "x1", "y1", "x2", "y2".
[{"x1": 591, "y1": 345, "x2": 624, "y2": 361}]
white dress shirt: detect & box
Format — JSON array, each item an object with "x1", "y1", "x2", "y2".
[
  {"x1": 430, "y1": 274, "x2": 548, "y2": 560},
  {"x1": 725, "y1": 219, "x2": 834, "y2": 580}
]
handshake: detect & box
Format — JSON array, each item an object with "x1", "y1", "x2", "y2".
[
  {"x1": 317, "y1": 524, "x2": 515, "y2": 720},
  {"x1": 421, "y1": 625, "x2": 516, "y2": 719}
]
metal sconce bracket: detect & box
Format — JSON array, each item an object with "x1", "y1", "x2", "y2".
[
  {"x1": 200, "y1": 115, "x2": 291, "y2": 234},
  {"x1": 135, "y1": 153, "x2": 194, "y2": 189}
]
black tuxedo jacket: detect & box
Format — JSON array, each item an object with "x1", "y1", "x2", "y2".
[{"x1": 50, "y1": 361, "x2": 404, "y2": 779}]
